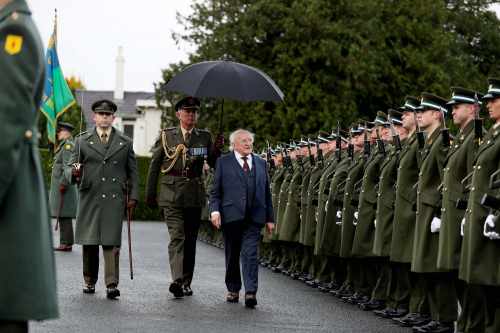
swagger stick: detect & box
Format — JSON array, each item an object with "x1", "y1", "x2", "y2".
[
  {"x1": 126, "y1": 181, "x2": 134, "y2": 280},
  {"x1": 54, "y1": 190, "x2": 65, "y2": 231}
]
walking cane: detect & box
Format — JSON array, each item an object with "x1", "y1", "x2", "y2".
[
  {"x1": 126, "y1": 182, "x2": 134, "y2": 280},
  {"x1": 54, "y1": 190, "x2": 65, "y2": 231}
]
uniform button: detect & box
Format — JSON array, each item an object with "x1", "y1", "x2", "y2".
[
  {"x1": 441, "y1": 207, "x2": 445, "y2": 212},
  {"x1": 471, "y1": 187, "x2": 475, "y2": 191},
  {"x1": 112, "y1": 194, "x2": 116, "y2": 198},
  {"x1": 444, "y1": 187, "x2": 447, "y2": 191},
  {"x1": 24, "y1": 130, "x2": 33, "y2": 139},
  {"x1": 113, "y1": 161, "x2": 118, "y2": 164},
  {"x1": 112, "y1": 178, "x2": 116, "y2": 182},
  {"x1": 103, "y1": 161, "x2": 106, "y2": 164},
  {"x1": 477, "y1": 165, "x2": 481, "y2": 170},
  {"x1": 361, "y1": 190, "x2": 365, "y2": 193},
  {"x1": 102, "y1": 177, "x2": 106, "y2": 181},
  {"x1": 487, "y1": 140, "x2": 491, "y2": 144},
  {"x1": 102, "y1": 194, "x2": 106, "y2": 198}
]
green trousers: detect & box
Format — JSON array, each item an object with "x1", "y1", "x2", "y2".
[
  {"x1": 354, "y1": 257, "x2": 378, "y2": 297},
  {"x1": 422, "y1": 272, "x2": 457, "y2": 323},
  {"x1": 315, "y1": 255, "x2": 330, "y2": 282},
  {"x1": 386, "y1": 262, "x2": 411, "y2": 310},
  {"x1": 484, "y1": 285, "x2": 500, "y2": 333},
  {"x1": 58, "y1": 217, "x2": 74, "y2": 246},
  {"x1": 371, "y1": 258, "x2": 391, "y2": 302},
  {"x1": 300, "y1": 245, "x2": 313, "y2": 274},
  {"x1": 0, "y1": 321, "x2": 27, "y2": 333},
  {"x1": 83, "y1": 245, "x2": 119, "y2": 287}
]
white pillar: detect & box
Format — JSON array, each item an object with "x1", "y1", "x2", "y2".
[{"x1": 114, "y1": 46, "x2": 125, "y2": 100}]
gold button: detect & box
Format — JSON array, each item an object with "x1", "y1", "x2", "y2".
[
  {"x1": 102, "y1": 177, "x2": 106, "y2": 181},
  {"x1": 477, "y1": 166, "x2": 481, "y2": 170},
  {"x1": 102, "y1": 194, "x2": 106, "y2": 198},
  {"x1": 24, "y1": 130, "x2": 33, "y2": 139}
]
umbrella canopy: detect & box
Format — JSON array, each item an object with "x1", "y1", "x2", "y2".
[{"x1": 164, "y1": 60, "x2": 284, "y2": 102}]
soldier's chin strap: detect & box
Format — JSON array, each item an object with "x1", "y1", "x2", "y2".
[{"x1": 160, "y1": 129, "x2": 188, "y2": 174}]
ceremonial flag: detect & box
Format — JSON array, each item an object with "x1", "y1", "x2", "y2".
[{"x1": 40, "y1": 10, "x2": 75, "y2": 144}]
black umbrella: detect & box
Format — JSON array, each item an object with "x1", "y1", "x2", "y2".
[{"x1": 164, "y1": 60, "x2": 285, "y2": 130}]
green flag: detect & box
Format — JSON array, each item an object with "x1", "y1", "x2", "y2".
[{"x1": 40, "y1": 12, "x2": 75, "y2": 144}]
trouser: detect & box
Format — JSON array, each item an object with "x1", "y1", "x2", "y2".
[
  {"x1": 163, "y1": 206, "x2": 201, "y2": 286},
  {"x1": 371, "y1": 257, "x2": 391, "y2": 302},
  {"x1": 278, "y1": 242, "x2": 293, "y2": 269},
  {"x1": 301, "y1": 245, "x2": 313, "y2": 274},
  {"x1": 421, "y1": 272, "x2": 457, "y2": 323},
  {"x1": 222, "y1": 221, "x2": 262, "y2": 293},
  {"x1": 83, "y1": 245, "x2": 119, "y2": 287},
  {"x1": 315, "y1": 255, "x2": 330, "y2": 282},
  {"x1": 409, "y1": 272, "x2": 429, "y2": 314},
  {"x1": 387, "y1": 262, "x2": 411, "y2": 310},
  {"x1": 0, "y1": 320, "x2": 27, "y2": 333},
  {"x1": 354, "y1": 257, "x2": 378, "y2": 296},
  {"x1": 460, "y1": 283, "x2": 485, "y2": 333},
  {"x1": 58, "y1": 217, "x2": 74, "y2": 245},
  {"x1": 329, "y1": 256, "x2": 347, "y2": 286},
  {"x1": 484, "y1": 285, "x2": 500, "y2": 333}
]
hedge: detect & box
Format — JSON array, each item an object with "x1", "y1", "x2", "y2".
[{"x1": 39, "y1": 148, "x2": 161, "y2": 221}]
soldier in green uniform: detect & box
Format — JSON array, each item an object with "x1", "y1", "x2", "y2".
[
  {"x1": 338, "y1": 124, "x2": 366, "y2": 301},
  {"x1": 438, "y1": 87, "x2": 485, "y2": 333},
  {"x1": 68, "y1": 99, "x2": 139, "y2": 300},
  {"x1": 411, "y1": 93, "x2": 454, "y2": 333},
  {"x1": 371, "y1": 110, "x2": 409, "y2": 316},
  {"x1": 50, "y1": 122, "x2": 78, "y2": 251},
  {"x1": 0, "y1": 0, "x2": 58, "y2": 330},
  {"x1": 460, "y1": 78, "x2": 500, "y2": 333},
  {"x1": 146, "y1": 96, "x2": 223, "y2": 298},
  {"x1": 391, "y1": 97, "x2": 428, "y2": 326}
]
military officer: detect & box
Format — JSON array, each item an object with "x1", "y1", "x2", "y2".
[
  {"x1": 411, "y1": 93, "x2": 454, "y2": 333},
  {"x1": 50, "y1": 121, "x2": 78, "y2": 251},
  {"x1": 0, "y1": 0, "x2": 58, "y2": 330},
  {"x1": 68, "y1": 99, "x2": 139, "y2": 300},
  {"x1": 460, "y1": 78, "x2": 500, "y2": 333},
  {"x1": 438, "y1": 87, "x2": 485, "y2": 333},
  {"x1": 146, "y1": 96, "x2": 223, "y2": 298}
]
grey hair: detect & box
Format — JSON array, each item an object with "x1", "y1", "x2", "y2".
[{"x1": 229, "y1": 129, "x2": 255, "y2": 151}]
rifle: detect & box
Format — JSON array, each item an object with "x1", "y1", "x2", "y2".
[
  {"x1": 440, "y1": 108, "x2": 451, "y2": 148},
  {"x1": 473, "y1": 93, "x2": 483, "y2": 147},
  {"x1": 413, "y1": 110, "x2": 425, "y2": 150},
  {"x1": 335, "y1": 121, "x2": 342, "y2": 162},
  {"x1": 303, "y1": 137, "x2": 315, "y2": 166},
  {"x1": 363, "y1": 122, "x2": 371, "y2": 160},
  {"x1": 480, "y1": 170, "x2": 500, "y2": 240},
  {"x1": 54, "y1": 188, "x2": 65, "y2": 231},
  {"x1": 375, "y1": 125, "x2": 386, "y2": 156},
  {"x1": 348, "y1": 127, "x2": 354, "y2": 161},
  {"x1": 388, "y1": 113, "x2": 402, "y2": 151},
  {"x1": 266, "y1": 141, "x2": 276, "y2": 170}
]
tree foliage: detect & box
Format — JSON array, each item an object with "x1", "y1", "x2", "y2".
[{"x1": 157, "y1": 0, "x2": 500, "y2": 148}]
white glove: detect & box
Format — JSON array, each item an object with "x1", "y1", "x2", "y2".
[
  {"x1": 353, "y1": 211, "x2": 359, "y2": 226},
  {"x1": 460, "y1": 217, "x2": 465, "y2": 237},
  {"x1": 483, "y1": 214, "x2": 500, "y2": 240},
  {"x1": 374, "y1": 219, "x2": 377, "y2": 228},
  {"x1": 430, "y1": 217, "x2": 441, "y2": 233},
  {"x1": 325, "y1": 200, "x2": 329, "y2": 212},
  {"x1": 335, "y1": 210, "x2": 342, "y2": 225}
]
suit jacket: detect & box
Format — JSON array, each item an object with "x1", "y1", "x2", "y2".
[{"x1": 209, "y1": 151, "x2": 274, "y2": 225}]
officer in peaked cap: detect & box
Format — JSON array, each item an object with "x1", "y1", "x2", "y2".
[
  {"x1": 146, "y1": 95, "x2": 223, "y2": 298},
  {"x1": 481, "y1": 77, "x2": 500, "y2": 101},
  {"x1": 50, "y1": 121, "x2": 78, "y2": 252},
  {"x1": 91, "y1": 99, "x2": 118, "y2": 113}
]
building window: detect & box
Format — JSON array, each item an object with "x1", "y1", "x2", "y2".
[{"x1": 124, "y1": 124, "x2": 134, "y2": 140}]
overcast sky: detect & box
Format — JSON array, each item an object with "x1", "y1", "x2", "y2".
[
  {"x1": 29, "y1": 1, "x2": 500, "y2": 93},
  {"x1": 30, "y1": 0, "x2": 195, "y2": 92}
]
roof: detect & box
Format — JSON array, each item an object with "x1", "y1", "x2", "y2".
[{"x1": 75, "y1": 89, "x2": 156, "y2": 126}]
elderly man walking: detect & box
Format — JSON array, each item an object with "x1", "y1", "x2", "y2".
[{"x1": 210, "y1": 129, "x2": 274, "y2": 308}]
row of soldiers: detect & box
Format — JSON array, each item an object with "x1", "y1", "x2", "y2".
[{"x1": 201, "y1": 83, "x2": 500, "y2": 333}]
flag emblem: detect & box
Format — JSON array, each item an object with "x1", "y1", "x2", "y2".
[{"x1": 4, "y1": 35, "x2": 23, "y2": 55}]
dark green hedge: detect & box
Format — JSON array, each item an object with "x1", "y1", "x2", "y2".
[{"x1": 38, "y1": 148, "x2": 161, "y2": 221}]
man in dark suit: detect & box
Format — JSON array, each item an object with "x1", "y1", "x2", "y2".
[{"x1": 210, "y1": 129, "x2": 274, "y2": 308}]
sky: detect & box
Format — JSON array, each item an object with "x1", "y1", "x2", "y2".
[
  {"x1": 30, "y1": 0, "x2": 195, "y2": 92},
  {"x1": 29, "y1": 1, "x2": 500, "y2": 93}
]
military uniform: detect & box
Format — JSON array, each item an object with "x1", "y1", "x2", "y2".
[
  {"x1": 146, "y1": 96, "x2": 220, "y2": 297},
  {"x1": 49, "y1": 125, "x2": 78, "y2": 249},
  {"x1": 0, "y1": 0, "x2": 58, "y2": 329}
]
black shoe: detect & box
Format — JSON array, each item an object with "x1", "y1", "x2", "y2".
[
  {"x1": 83, "y1": 283, "x2": 95, "y2": 294},
  {"x1": 282, "y1": 270, "x2": 291, "y2": 276},
  {"x1": 169, "y1": 282, "x2": 184, "y2": 298},
  {"x1": 359, "y1": 299, "x2": 385, "y2": 311},
  {"x1": 183, "y1": 285, "x2": 193, "y2": 296},
  {"x1": 373, "y1": 307, "x2": 408, "y2": 319},
  {"x1": 290, "y1": 272, "x2": 300, "y2": 280},
  {"x1": 394, "y1": 313, "x2": 430, "y2": 327},
  {"x1": 244, "y1": 293, "x2": 257, "y2": 308},
  {"x1": 306, "y1": 279, "x2": 319, "y2": 287},
  {"x1": 412, "y1": 321, "x2": 454, "y2": 333},
  {"x1": 331, "y1": 286, "x2": 354, "y2": 298},
  {"x1": 106, "y1": 286, "x2": 120, "y2": 300},
  {"x1": 271, "y1": 265, "x2": 282, "y2": 273}
]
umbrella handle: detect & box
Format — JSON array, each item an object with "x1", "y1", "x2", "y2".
[{"x1": 218, "y1": 99, "x2": 224, "y2": 133}]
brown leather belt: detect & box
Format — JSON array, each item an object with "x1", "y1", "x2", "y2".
[{"x1": 166, "y1": 170, "x2": 200, "y2": 179}]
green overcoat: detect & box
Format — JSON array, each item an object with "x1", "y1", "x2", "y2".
[
  {"x1": 276, "y1": 164, "x2": 294, "y2": 237},
  {"x1": 320, "y1": 157, "x2": 350, "y2": 256},
  {"x1": 314, "y1": 154, "x2": 338, "y2": 255},
  {"x1": 373, "y1": 144, "x2": 401, "y2": 257},
  {"x1": 437, "y1": 122, "x2": 477, "y2": 270},
  {"x1": 459, "y1": 125, "x2": 500, "y2": 285},
  {"x1": 352, "y1": 147, "x2": 384, "y2": 257},
  {"x1": 390, "y1": 133, "x2": 421, "y2": 263},
  {"x1": 280, "y1": 159, "x2": 306, "y2": 242},
  {"x1": 412, "y1": 128, "x2": 449, "y2": 273},
  {"x1": 68, "y1": 129, "x2": 139, "y2": 246},
  {"x1": 302, "y1": 162, "x2": 325, "y2": 246},
  {"x1": 49, "y1": 138, "x2": 78, "y2": 218},
  {"x1": 298, "y1": 160, "x2": 313, "y2": 244},
  {"x1": 339, "y1": 153, "x2": 365, "y2": 258},
  {"x1": 264, "y1": 165, "x2": 285, "y2": 242},
  {"x1": 0, "y1": 0, "x2": 58, "y2": 320}
]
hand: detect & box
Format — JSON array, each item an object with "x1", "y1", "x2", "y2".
[
  {"x1": 430, "y1": 217, "x2": 442, "y2": 233},
  {"x1": 211, "y1": 212, "x2": 221, "y2": 230},
  {"x1": 127, "y1": 199, "x2": 137, "y2": 209},
  {"x1": 214, "y1": 133, "x2": 225, "y2": 149},
  {"x1": 265, "y1": 222, "x2": 275, "y2": 234},
  {"x1": 59, "y1": 184, "x2": 67, "y2": 194},
  {"x1": 72, "y1": 163, "x2": 82, "y2": 182},
  {"x1": 146, "y1": 196, "x2": 158, "y2": 209}
]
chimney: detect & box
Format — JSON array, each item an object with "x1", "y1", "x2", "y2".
[{"x1": 114, "y1": 46, "x2": 124, "y2": 100}]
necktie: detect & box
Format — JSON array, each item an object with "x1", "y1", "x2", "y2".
[
  {"x1": 101, "y1": 133, "x2": 108, "y2": 144},
  {"x1": 242, "y1": 156, "x2": 250, "y2": 173},
  {"x1": 184, "y1": 131, "x2": 191, "y2": 145}
]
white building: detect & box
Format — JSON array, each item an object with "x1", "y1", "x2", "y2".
[{"x1": 75, "y1": 47, "x2": 169, "y2": 156}]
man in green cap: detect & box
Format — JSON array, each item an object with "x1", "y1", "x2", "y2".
[
  {"x1": 50, "y1": 121, "x2": 78, "y2": 251},
  {"x1": 0, "y1": 0, "x2": 58, "y2": 330},
  {"x1": 68, "y1": 99, "x2": 139, "y2": 300},
  {"x1": 438, "y1": 87, "x2": 485, "y2": 333},
  {"x1": 460, "y1": 78, "x2": 500, "y2": 333},
  {"x1": 146, "y1": 96, "x2": 223, "y2": 298},
  {"x1": 411, "y1": 93, "x2": 453, "y2": 333}
]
